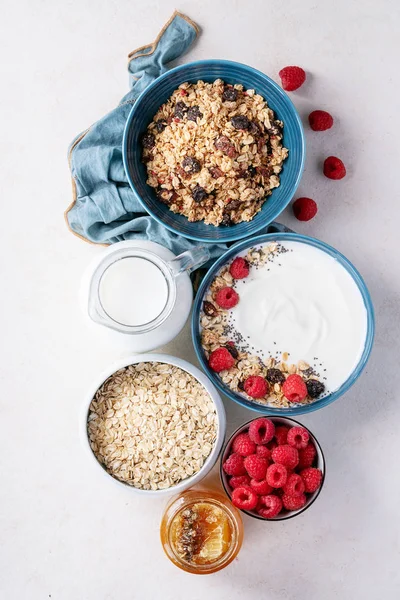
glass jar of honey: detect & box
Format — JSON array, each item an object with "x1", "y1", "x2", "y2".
[{"x1": 160, "y1": 489, "x2": 243, "y2": 574}]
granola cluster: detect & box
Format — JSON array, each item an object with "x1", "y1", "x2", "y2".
[{"x1": 141, "y1": 79, "x2": 288, "y2": 226}]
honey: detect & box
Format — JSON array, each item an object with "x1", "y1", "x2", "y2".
[
  {"x1": 161, "y1": 490, "x2": 243, "y2": 574},
  {"x1": 170, "y1": 502, "x2": 232, "y2": 565}
]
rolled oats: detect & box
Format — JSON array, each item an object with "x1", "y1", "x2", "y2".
[{"x1": 87, "y1": 363, "x2": 218, "y2": 490}]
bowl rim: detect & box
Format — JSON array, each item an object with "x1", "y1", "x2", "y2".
[
  {"x1": 122, "y1": 58, "x2": 306, "y2": 243},
  {"x1": 191, "y1": 231, "x2": 375, "y2": 415},
  {"x1": 80, "y1": 353, "x2": 227, "y2": 496},
  {"x1": 219, "y1": 416, "x2": 326, "y2": 521}
]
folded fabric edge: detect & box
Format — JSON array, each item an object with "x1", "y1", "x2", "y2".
[
  {"x1": 64, "y1": 128, "x2": 109, "y2": 246},
  {"x1": 64, "y1": 10, "x2": 199, "y2": 246},
  {"x1": 127, "y1": 11, "x2": 199, "y2": 62}
]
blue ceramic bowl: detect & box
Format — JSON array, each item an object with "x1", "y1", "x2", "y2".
[
  {"x1": 191, "y1": 232, "x2": 375, "y2": 415},
  {"x1": 123, "y1": 60, "x2": 305, "y2": 243}
]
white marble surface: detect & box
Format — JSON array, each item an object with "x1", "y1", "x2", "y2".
[{"x1": 1, "y1": 0, "x2": 399, "y2": 598}]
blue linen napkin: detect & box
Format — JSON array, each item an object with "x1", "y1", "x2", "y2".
[{"x1": 65, "y1": 11, "x2": 229, "y2": 259}]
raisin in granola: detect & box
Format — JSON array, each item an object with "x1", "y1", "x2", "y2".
[
  {"x1": 187, "y1": 105, "x2": 203, "y2": 122},
  {"x1": 174, "y1": 101, "x2": 187, "y2": 119},
  {"x1": 231, "y1": 115, "x2": 250, "y2": 130},
  {"x1": 192, "y1": 185, "x2": 208, "y2": 203},
  {"x1": 266, "y1": 368, "x2": 286, "y2": 384},
  {"x1": 214, "y1": 136, "x2": 237, "y2": 158},
  {"x1": 203, "y1": 301, "x2": 219, "y2": 317},
  {"x1": 182, "y1": 156, "x2": 201, "y2": 174},
  {"x1": 222, "y1": 86, "x2": 238, "y2": 102},
  {"x1": 142, "y1": 132, "x2": 155, "y2": 149}
]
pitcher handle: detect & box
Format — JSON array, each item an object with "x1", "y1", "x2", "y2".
[{"x1": 167, "y1": 246, "x2": 210, "y2": 276}]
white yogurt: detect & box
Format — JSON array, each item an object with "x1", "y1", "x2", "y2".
[
  {"x1": 229, "y1": 241, "x2": 367, "y2": 392},
  {"x1": 99, "y1": 257, "x2": 168, "y2": 326}
]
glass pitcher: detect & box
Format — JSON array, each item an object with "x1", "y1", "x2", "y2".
[{"x1": 88, "y1": 244, "x2": 210, "y2": 334}]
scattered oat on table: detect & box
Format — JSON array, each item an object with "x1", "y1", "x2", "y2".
[
  {"x1": 87, "y1": 362, "x2": 218, "y2": 490},
  {"x1": 142, "y1": 79, "x2": 288, "y2": 226}
]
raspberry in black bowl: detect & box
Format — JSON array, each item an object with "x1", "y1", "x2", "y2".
[{"x1": 220, "y1": 416, "x2": 325, "y2": 521}]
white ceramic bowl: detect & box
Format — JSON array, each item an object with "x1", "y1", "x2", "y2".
[
  {"x1": 81, "y1": 353, "x2": 227, "y2": 496},
  {"x1": 220, "y1": 416, "x2": 325, "y2": 520}
]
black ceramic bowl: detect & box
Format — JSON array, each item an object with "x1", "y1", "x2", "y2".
[{"x1": 220, "y1": 416, "x2": 325, "y2": 521}]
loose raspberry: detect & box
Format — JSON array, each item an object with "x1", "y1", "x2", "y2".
[
  {"x1": 300, "y1": 468, "x2": 323, "y2": 493},
  {"x1": 244, "y1": 455, "x2": 268, "y2": 480},
  {"x1": 208, "y1": 347, "x2": 235, "y2": 373},
  {"x1": 244, "y1": 375, "x2": 269, "y2": 399},
  {"x1": 248, "y1": 418, "x2": 275, "y2": 444},
  {"x1": 323, "y1": 156, "x2": 346, "y2": 180},
  {"x1": 278, "y1": 66, "x2": 306, "y2": 91},
  {"x1": 250, "y1": 478, "x2": 273, "y2": 495},
  {"x1": 256, "y1": 445, "x2": 271, "y2": 460},
  {"x1": 222, "y1": 453, "x2": 246, "y2": 476},
  {"x1": 282, "y1": 493, "x2": 307, "y2": 511},
  {"x1": 266, "y1": 463, "x2": 288, "y2": 488},
  {"x1": 298, "y1": 443, "x2": 317, "y2": 469},
  {"x1": 283, "y1": 473, "x2": 305, "y2": 497},
  {"x1": 229, "y1": 256, "x2": 250, "y2": 279},
  {"x1": 282, "y1": 374, "x2": 308, "y2": 403},
  {"x1": 232, "y1": 433, "x2": 256, "y2": 457},
  {"x1": 275, "y1": 426, "x2": 290, "y2": 446},
  {"x1": 293, "y1": 197, "x2": 318, "y2": 222},
  {"x1": 308, "y1": 110, "x2": 333, "y2": 131},
  {"x1": 272, "y1": 445, "x2": 299, "y2": 470},
  {"x1": 231, "y1": 486, "x2": 258, "y2": 511},
  {"x1": 215, "y1": 286, "x2": 239, "y2": 309},
  {"x1": 229, "y1": 475, "x2": 251, "y2": 489},
  {"x1": 257, "y1": 494, "x2": 283, "y2": 518},
  {"x1": 287, "y1": 426, "x2": 310, "y2": 450}
]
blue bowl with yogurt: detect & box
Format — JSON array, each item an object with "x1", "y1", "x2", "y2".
[
  {"x1": 191, "y1": 232, "x2": 374, "y2": 415},
  {"x1": 123, "y1": 59, "x2": 305, "y2": 243}
]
